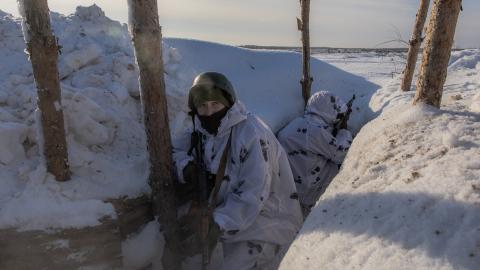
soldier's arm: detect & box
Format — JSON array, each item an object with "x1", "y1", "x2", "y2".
[
  {"x1": 309, "y1": 125, "x2": 352, "y2": 165},
  {"x1": 172, "y1": 128, "x2": 195, "y2": 183}
]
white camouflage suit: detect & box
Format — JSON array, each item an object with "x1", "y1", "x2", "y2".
[
  {"x1": 277, "y1": 91, "x2": 353, "y2": 216},
  {"x1": 173, "y1": 101, "x2": 303, "y2": 270}
]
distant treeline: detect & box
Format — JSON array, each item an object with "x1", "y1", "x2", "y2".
[
  {"x1": 240, "y1": 45, "x2": 409, "y2": 54},
  {"x1": 241, "y1": 45, "x2": 466, "y2": 54}
]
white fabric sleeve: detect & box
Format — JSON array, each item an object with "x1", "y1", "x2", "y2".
[
  {"x1": 172, "y1": 129, "x2": 194, "y2": 184},
  {"x1": 213, "y1": 136, "x2": 271, "y2": 235},
  {"x1": 308, "y1": 126, "x2": 352, "y2": 165}
]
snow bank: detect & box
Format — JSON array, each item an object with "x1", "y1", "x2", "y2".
[
  {"x1": 0, "y1": 122, "x2": 28, "y2": 165},
  {"x1": 281, "y1": 50, "x2": 480, "y2": 270},
  {"x1": 0, "y1": 4, "x2": 376, "y2": 232},
  {"x1": 449, "y1": 49, "x2": 480, "y2": 70},
  {"x1": 122, "y1": 221, "x2": 164, "y2": 270},
  {"x1": 0, "y1": 5, "x2": 153, "y2": 231},
  {"x1": 0, "y1": 175, "x2": 117, "y2": 231}
]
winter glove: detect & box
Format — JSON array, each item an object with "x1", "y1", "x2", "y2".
[
  {"x1": 175, "y1": 161, "x2": 198, "y2": 205},
  {"x1": 182, "y1": 160, "x2": 197, "y2": 184}
]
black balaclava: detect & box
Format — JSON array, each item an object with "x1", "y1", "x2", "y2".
[{"x1": 198, "y1": 106, "x2": 229, "y2": 135}]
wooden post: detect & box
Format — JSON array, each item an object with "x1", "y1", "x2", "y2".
[
  {"x1": 127, "y1": 0, "x2": 180, "y2": 269},
  {"x1": 413, "y1": 0, "x2": 462, "y2": 107},
  {"x1": 400, "y1": 0, "x2": 430, "y2": 92},
  {"x1": 19, "y1": 0, "x2": 70, "y2": 181},
  {"x1": 298, "y1": 0, "x2": 313, "y2": 107}
]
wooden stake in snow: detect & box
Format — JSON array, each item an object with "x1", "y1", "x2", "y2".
[
  {"x1": 298, "y1": 0, "x2": 313, "y2": 106},
  {"x1": 400, "y1": 0, "x2": 431, "y2": 92},
  {"x1": 19, "y1": 0, "x2": 70, "y2": 181},
  {"x1": 127, "y1": 0, "x2": 180, "y2": 268},
  {"x1": 413, "y1": 0, "x2": 462, "y2": 107}
]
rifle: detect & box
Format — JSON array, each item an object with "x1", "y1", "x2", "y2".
[
  {"x1": 332, "y1": 94, "x2": 355, "y2": 137},
  {"x1": 190, "y1": 130, "x2": 231, "y2": 270},
  {"x1": 189, "y1": 131, "x2": 211, "y2": 270}
]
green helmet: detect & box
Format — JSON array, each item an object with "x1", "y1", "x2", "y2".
[{"x1": 188, "y1": 72, "x2": 236, "y2": 112}]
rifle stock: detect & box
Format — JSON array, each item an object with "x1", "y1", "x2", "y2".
[
  {"x1": 191, "y1": 130, "x2": 232, "y2": 269},
  {"x1": 192, "y1": 131, "x2": 212, "y2": 270}
]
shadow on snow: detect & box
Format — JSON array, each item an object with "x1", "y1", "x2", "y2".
[{"x1": 301, "y1": 191, "x2": 480, "y2": 270}]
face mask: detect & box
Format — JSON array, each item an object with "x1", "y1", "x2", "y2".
[{"x1": 198, "y1": 107, "x2": 229, "y2": 135}]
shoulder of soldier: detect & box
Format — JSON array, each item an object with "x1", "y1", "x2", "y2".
[{"x1": 231, "y1": 113, "x2": 273, "y2": 146}]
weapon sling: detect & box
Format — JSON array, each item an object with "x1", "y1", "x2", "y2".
[
  {"x1": 209, "y1": 130, "x2": 232, "y2": 209},
  {"x1": 201, "y1": 130, "x2": 232, "y2": 269}
]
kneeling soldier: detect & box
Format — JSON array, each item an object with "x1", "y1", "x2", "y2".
[
  {"x1": 278, "y1": 91, "x2": 353, "y2": 217},
  {"x1": 173, "y1": 72, "x2": 303, "y2": 269}
]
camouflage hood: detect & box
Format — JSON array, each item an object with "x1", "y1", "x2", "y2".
[{"x1": 305, "y1": 91, "x2": 347, "y2": 125}]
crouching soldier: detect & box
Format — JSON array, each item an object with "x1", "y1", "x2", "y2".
[
  {"x1": 278, "y1": 91, "x2": 353, "y2": 217},
  {"x1": 172, "y1": 72, "x2": 303, "y2": 269}
]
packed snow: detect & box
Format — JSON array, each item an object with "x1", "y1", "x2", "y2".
[
  {"x1": 1, "y1": 4, "x2": 479, "y2": 270},
  {"x1": 122, "y1": 221, "x2": 164, "y2": 269}
]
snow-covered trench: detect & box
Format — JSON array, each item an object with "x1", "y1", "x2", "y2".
[
  {"x1": 0, "y1": 5, "x2": 379, "y2": 227},
  {"x1": 5, "y1": 4, "x2": 479, "y2": 269},
  {"x1": 0, "y1": 5, "x2": 380, "y2": 269}
]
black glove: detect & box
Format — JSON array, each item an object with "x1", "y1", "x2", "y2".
[
  {"x1": 175, "y1": 161, "x2": 197, "y2": 205},
  {"x1": 182, "y1": 160, "x2": 197, "y2": 184}
]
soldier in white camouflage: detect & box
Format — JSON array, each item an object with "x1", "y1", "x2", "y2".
[
  {"x1": 278, "y1": 91, "x2": 353, "y2": 217},
  {"x1": 173, "y1": 72, "x2": 303, "y2": 269}
]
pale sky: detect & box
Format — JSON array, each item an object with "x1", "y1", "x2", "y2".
[{"x1": 2, "y1": 0, "x2": 479, "y2": 48}]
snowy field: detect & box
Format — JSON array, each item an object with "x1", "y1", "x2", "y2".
[
  {"x1": 314, "y1": 51, "x2": 408, "y2": 86},
  {"x1": 1, "y1": 5, "x2": 479, "y2": 270}
]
